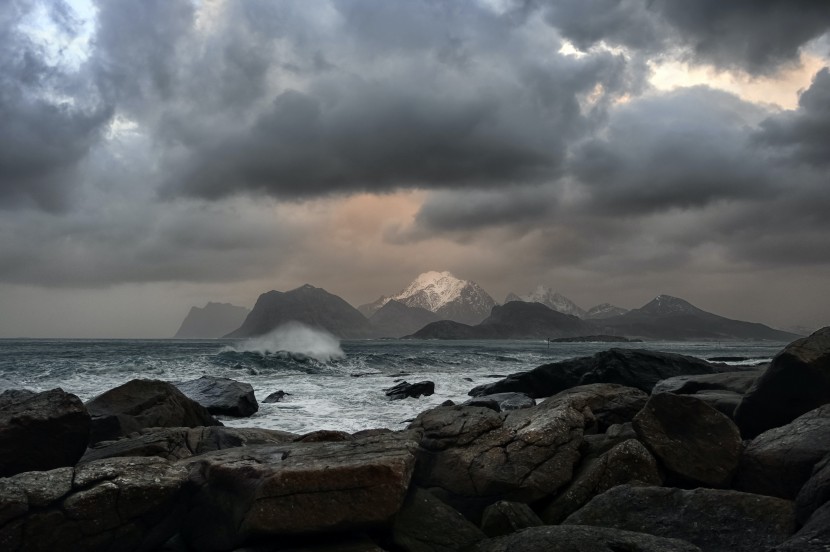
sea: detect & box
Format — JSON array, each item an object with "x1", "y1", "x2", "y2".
[{"x1": 0, "y1": 326, "x2": 787, "y2": 435}]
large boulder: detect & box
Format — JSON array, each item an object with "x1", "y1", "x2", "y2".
[
  {"x1": 85, "y1": 379, "x2": 222, "y2": 444},
  {"x1": 773, "y1": 501, "x2": 830, "y2": 552},
  {"x1": 540, "y1": 439, "x2": 662, "y2": 524},
  {"x1": 735, "y1": 404, "x2": 830, "y2": 499},
  {"x1": 173, "y1": 376, "x2": 258, "y2": 417},
  {"x1": 180, "y1": 430, "x2": 420, "y2": 551},
  {"x1": 473, "y1": 525, "x2": 702, "y2": 552},
  {"x1": 408, "y1": 401, "x2": 585, "y2": 512},
  {"x1": 80, "y1": 426, "x2": 298, "y2": 463},
  {"x1": 0, "y1": 457, "x2": 189, "y2": 552},
  {"x1": 735, "y1": 327, "x2": 830, "y2": 438},
  {"x1": 0, "y1": 388, "x2": 90, "y2": 477},
  {"x1": 795, "y1": 453, "x2": 830, "y2": 525},
  {"x1": 391, "y1": 488, "x2": 486, "y2": 552},
  {"x1": 544, "y1": 383, "x2": 648, "y2": 432},
  {"x1": 469, "y1": 349, "x2": 720, "y2": 398},
  {"x1": 564, "y1": 484, "x2": 796, "y2": 552},
  {"x1": 633, "y1": 393, "x2": 742, "y2": 487}
]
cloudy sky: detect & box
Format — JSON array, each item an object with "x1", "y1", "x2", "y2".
[{"x1": 1, "y1": 0, "x2": 829, "y2": 338}]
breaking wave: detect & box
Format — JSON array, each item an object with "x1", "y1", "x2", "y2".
[{"x1": 229, "y1": 323, "x2": 345, "y2": 363}]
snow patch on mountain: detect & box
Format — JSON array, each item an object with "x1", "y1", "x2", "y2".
[
  {"x1": 505, "y1": 286, "x2": 586, "y2": 318},
  {"x1": 586, "y1": 303, "x2": 629, "y2": 319}
]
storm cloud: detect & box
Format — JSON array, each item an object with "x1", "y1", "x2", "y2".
[{"x1": 0, "y1": 0, "x2": 829, "y2": 336}]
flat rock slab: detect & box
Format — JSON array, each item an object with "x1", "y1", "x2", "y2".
[
  {"x1": 735, "y1": 327, "x2": 830, "y2": 438},
  {"x1": 409, "y1": 401, "x2": 585, "y2": 505},
  {"x1": 564, "y1": 484, "x2": 796, "y2": 552},
  {"x1": 85, "y1": 379, "x2": 222, "y2": 444},
  {"x1": 736, "y1": 404, "x2": 830, "y2": 499},
  {"x1": 81, "y1": 426, "x2": 298, "y2": 463},
  {"x1": 463, "y1": 393, "x2": 536, "y2": 412},
  {"x1": 181, "y1": 430, "x2": 420, "y2": 551},
  {"x1": 174, "y1": 376, "x2": 259, "y2": 417},
  {"x1": 473, "y1": 525, "x2": 702, "y2": 552},
  {"x1": 0, "y1": 457, "x2": 189, "y2": 552},
  {"x1": 0, "y1": 388, "x2": 90, "y2": 477},
  {"x1": 653, "y1": 370, "x2": 761, "y2": 395},
  {"x1": 633, "y1": 392, "x2": 742, "y2": 487}
]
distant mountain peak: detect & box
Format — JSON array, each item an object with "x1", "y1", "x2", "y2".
[
  {"x1": 639, "y1": 295, "x2": 703, "y2": 316},
  {"x1": 585, "y1": 303, "x2": 629, "y2": 319},
  {"x1": 505, "y1": 285, "x2": 586, "y2": 318},
  {"x1": 358, "y1": 271, "x2": 496, "y2": 325}
]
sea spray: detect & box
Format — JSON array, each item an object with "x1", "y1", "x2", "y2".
[{"x1": 231, "y1": 322, "x2": 345, "y2": 362}]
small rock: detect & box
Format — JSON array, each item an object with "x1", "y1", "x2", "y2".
[
  {"x1": 392, "y1": 488, "x2": 486, "y2": 552},
  {"x1": 174, "y1": 376, "x2": 258, "y2": 417},
  {"x1": 480, "y1": 501, "x2": 543, "y2": 538},
  {"x1": 263, "y1": 390, "x2": 289, "y2": 403},
  {"x1": 463, "y1": 393, "x2": 535, "y2": 412},
  {"x1": 385, "y1": 381, "x2": 435, "y2": 400}
]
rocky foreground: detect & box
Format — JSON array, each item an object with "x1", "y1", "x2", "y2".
[{"x1": 1, "y1": 329, "x2": 830, "y2": 551}]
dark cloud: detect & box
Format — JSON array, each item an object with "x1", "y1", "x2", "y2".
[
  {"x1": 0, "y1": 0, "x2": 112, "y2": 211},
  {"x1": 539, "y1": 0, "x2": 830, "y2": 74},
  {"x1": 756, "y1": 68, "x2": 830, "y2": 166}
]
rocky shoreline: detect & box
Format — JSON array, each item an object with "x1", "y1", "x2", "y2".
[{"x1": 1, "y1": 329, "x2": 829, "y2": 551}]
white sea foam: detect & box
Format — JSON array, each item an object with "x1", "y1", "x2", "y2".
[{"x1": 233, "y1": 322, "x2": 345, "y2": 362}]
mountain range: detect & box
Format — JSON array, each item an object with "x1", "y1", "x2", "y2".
[
  {"x1": 177, "y1": 272, "x2": 801, "y2": 341},
  {"x1": 174, "y1": 302, "x2": 250, "y2": 338}
]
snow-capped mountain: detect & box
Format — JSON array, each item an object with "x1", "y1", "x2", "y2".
[
  {"x1": 585, "y1": 303, "x2": 629, "y2": 319},
  {"x1": 504, "y1": 286, "x2": 586, "y2": 318},
  {"x1": 637, "y1": 295, "x2": 706, "y2": 316},
  {"x1": 358, "y1": 271, "x2": 496, "y2": 325}
]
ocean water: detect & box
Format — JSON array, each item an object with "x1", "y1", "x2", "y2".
[{"x1": 0, "y1": 329, "x2": 787, "y2": 434}]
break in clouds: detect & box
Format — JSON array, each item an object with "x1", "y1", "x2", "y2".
[{"x1": 1, "y1": 0, "x2": 830, "y2": 333}]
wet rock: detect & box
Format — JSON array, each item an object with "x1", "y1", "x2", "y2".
[
  {"x1": 180, "y1": 430, "x2": 420, "y2": 551},
  {"x1": 385, "y1": 381, "x2": 435, "y2": 400},
  {"x1": 174, "y1": 376, "x2": 258, "y2": 417},
  {"x1": 473, "y1": 525, "x2": 702, "y2": 552},
  {"x1": 479, "y1": 501, "x2": 542, "y2": 538},
  {"x1": 85, "y1": 379, "x2": 222, "y2": 444},
  {"x1": 735, "y1": 404, "x2": 830, "y2": 499},
  {"x1": 391, "y1": 488, "x2": 486, "y2": 552},
  {"x1": 653, "y1": 369, "x2": 761, "y2": 395},
  {"x1": 263, "y1": 390, "x2": 289, "y2": 403},
  {"x1": 0, "y1": 388, "x2": 90, "y2": 476},
  {"x1": 0, "y1": 457, "x2": 189, "y2": 552},
  {"x1": 633, "y1": 393, "x2": 742, "y2": 487},
  {"x1": 545, "y1": 383, "x2": 648, "y2": 432},
  {"x1": 408, "y1": 400, "x2": 585, "y2": 510},
  {"x1": 296, "y1": 429, "x2": 353, "y2": 442},
  {"x1": 80, "y1": 426, "x2": 297, "y2": 463},
  {"x1": 469, "y1": 349, "x2": 719, "y2": 398},
  {"x1": 462, "y1": 393, "x2": 535, "y2": 412},
  {"x1": 735, "y1": 327, "x2": 830, "y2": 438},
  {"x1": 540, "y1": 439, "x2": 662, "y2": 524},
  {"x1": 564, "y1": 484, "x2": 796, "y2": 552},
  {"x1": 795, "y1": 453, "x2": 830, "y2": 525}
]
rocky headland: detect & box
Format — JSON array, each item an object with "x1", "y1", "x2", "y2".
[{"x1": 1, "y1": 328, "x2": 829, "y2": 551}]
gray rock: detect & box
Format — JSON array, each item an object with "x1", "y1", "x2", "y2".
[
  {"x1": 0, "y1": 457, "x2": 189, "y2": 552},
  {"x1": 796, "y1": 453, "x2": 830, "y2": 525},
  {"x1": 469, "y1": 349, "x2": 720, "y2": 398},
  {"x1": 545, "y1": 383, "x2": 648, "y2": 432},
  {"x1": 735, "y1": 327, "x2": 830, "y2": 438},
  {"x1": 564, "y1": 484, "x2": 796, "y2": 552},
  {"x1": 263, "y1": 390, "x2": 289, "y2": 403},
  {"x1": 85, "y1": 379, "x2": 222, "y2": 444},
  {"x1": 773, "y1": 500, "x2": 830, "y2": 552},
  {"x1": 653, "y1": 369, "x2": 761, "y2": 395},
  {"x1": 385, "y1": 381, "x2": 435, "y2": 400},
  {"x1": 463, "y1": 393, "x2": 535, "y2": 412},
  {"x1": 392, "y1": 488, "x2": 486, "y2": 552},
  {"x1": 473, "y1": 525, "x2": 702, "y2": 552},
  {"x1": 540, "y1": 439, "x2": 662, "y2": 524},
  {"x1": 0, "y1": 388, "x2": 90, "y2": 477},
  {"x1": 480, "y1": 501, "x2": 543, "y2": 538},
  {"x1": 408, "y1": 400, "x2": 585, "y2": 509},
  {"x1": 80, "y1": 426, "x2": 298, "y2": 463},
  {"x1": 633, "y1": 393, "x2": 742, "y2": 487},
  {"x1": 174, "y1": 376, "x2": 258, "y2": 417},
  {"x1": 736, "y1": 404, "x2": 830, "y2": 499},
  {"x1": 180, "y1": 430, "x2": 420, "y2": 551}
]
